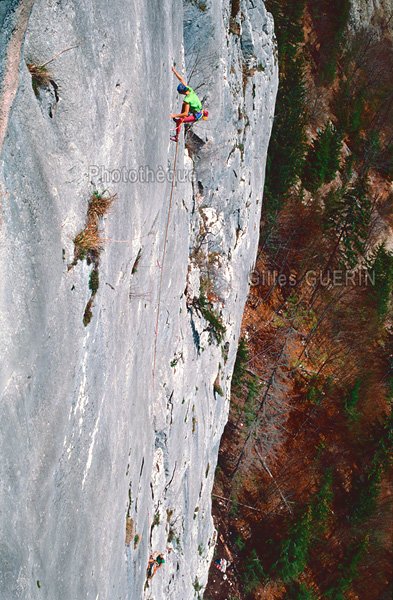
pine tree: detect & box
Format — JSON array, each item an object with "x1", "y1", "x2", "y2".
[
  {"x1": 264, "y1": 57, "x2": 307, "y2": 218},
  {"x1": 367, "y1": 243, "x2": 393, "y2": 322},
  {"x1": 309, "y1": 0, "x2": 351, "y2": 85},
  {"x1": 302, "y1": 123, "x2": 343, "y2": 193},
  {"x1": 263, "y1": 0, "x2": 308, "y2": 221},
  {"x1": 347, "y1": 462, "x2": 382, "y2": 525},
  {"x1": 343, "y1": 379, "x2": 362, "y2": 420},
  {"x1": 273, "y1": 506, "x2": 313, "y2": 582},
  {"x1": 310, "y1": 469, "x2": 334, "y2": 533},
  {"x1": 232, "y1": 337, "x2": 249, "y2": 390},
  {"x1": 325, "y1": 536, "x2": 369, "y2": 599},
  {"x1": 242, "y1": 548, "x2": 266, "y2": 595},
  {"x1": 323, "y1": 173, "x2": 372, "y2": 267},
  {"x1": 266, "y1": 0, "x2": 306, "y2": 67},
  {"x1": 287, "y1": 581, "x2": 317, "y2": 600}
]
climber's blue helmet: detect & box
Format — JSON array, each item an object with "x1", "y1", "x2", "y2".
[{"x1": 177, "y1": 83, "x2": 188, "y2": 94}]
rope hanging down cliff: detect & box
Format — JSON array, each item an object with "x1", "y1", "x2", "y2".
[
  {"x1": 152, "y1": 133, "x2": 180, "y2": 390},
  {"x1": 152, "y1": 66, "x2": 208, "y2": 389}
]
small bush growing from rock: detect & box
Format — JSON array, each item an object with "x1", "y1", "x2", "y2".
[
  {"x1": 214, "y1": 376, "x2": 224, "y2": 397},
  {"x1": 131, "y1": 248, "x2": 142, "y2": 274},
  {"x1": 194, "y1": 292, "x2": 226, "y2": 345},
  {"x1": 89, "y1": 268, "x2": 99, "y2": 296},
  {"x1": 83, "y1": 298, "x2": 94, "y2": 327},
  {"x1": 27, "y1": 63, "x2": 52, "y2": 95}
]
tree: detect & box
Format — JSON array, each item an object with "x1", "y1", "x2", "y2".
[
  {"x1": 302, "y1": 123, "x2": 343, "y2": 193},
  {"x1": 308, "y1": 0, "x2": 351, "y2": 85},
  {"x1": 264, "y1": 57, "x2": 308, "y2": 219},
  {"x1": 232, "y1": 337, "x2": 249, "y2": 390},
  {"x1": 323, "y1": 173, "x2": 372, "y2": 267},
  {"x1": 266, "y1": 0, "x2": 306, "y2": 67},
  {"x1": 287, "y1": 581, "x2": 317, "y2": 600},
  {"x1": 273, "y1": 506, "x2": 313, "y2": 582},
  {"x1": 242, "y1": 549, "x2": 266, "y2": 596},
  {"x1": 367, "y1": 243, "x2": 393, "y2": 322},
  {"x1": 325, "y1": 536, "x2": 369, "y2": 599}
]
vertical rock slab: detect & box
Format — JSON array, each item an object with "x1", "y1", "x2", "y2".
[
  {"x1": 350, "y1": 0, "x2": 393, "y2": 31},
  {"x1": 0, "y1": 1, "x2": 277, "y2": 599},
  {"x1": 0, "y1": 0, "x2": 35, "y2": 152},
  {"x1": 145, "y1": 2, "x2": 278, "y2": 597}
]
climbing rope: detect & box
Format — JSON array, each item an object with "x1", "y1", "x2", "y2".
[{"x1": 152, "y1": 126, "x2": 182, "y2": 390}]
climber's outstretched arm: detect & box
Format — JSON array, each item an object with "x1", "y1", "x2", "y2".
[
  {"x1": 172, "y1": 66, "x2": 186, "y2": 86},
  {"x1": 170, "y1": 102, "x2": 190, "y2": 120}
]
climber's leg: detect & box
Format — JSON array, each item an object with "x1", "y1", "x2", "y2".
[{"x1": 171, "y1": 115, "x2": 196, "y2": 141}]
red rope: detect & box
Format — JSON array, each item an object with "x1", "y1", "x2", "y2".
[{"x1": 152, "y1": 127, "x2": 182, "y2": 390}]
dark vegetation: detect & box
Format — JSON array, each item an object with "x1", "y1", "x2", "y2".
[
  {"x1": 71, "y1": 190, "x2": 116, "y2": 326},
  {"x1": 194, "y1": 291, "x2": 226, "y2": 345},
  {"x1": 206, "y1": 2, "x2": 393, "y2": 599},
  {"x1": 27, "y1": 63, "x2": 53, "y2": 95}
]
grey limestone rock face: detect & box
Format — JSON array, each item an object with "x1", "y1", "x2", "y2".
[
  {"x1": 0, "y1": 1, "x2": 36, "y2": 152},
  {"x1": 0, "y1": 0, "x2": 277, "y2": 598},
  {"x1": 349, "y1": 0, "x2": 393, "y2": 31}
]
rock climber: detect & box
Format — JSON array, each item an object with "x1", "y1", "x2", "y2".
[
  {"x1": 147, "y1": 551, "x2": 165, "y2": 579},
  {"x1": 170, "y1": 65, "x2": 208, "y2": 142},
  {"x1": 215, "y1": 557, "x2": 230, "y2": 574}
]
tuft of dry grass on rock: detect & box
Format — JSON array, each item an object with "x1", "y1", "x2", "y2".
[
  {"x1": 70, "y1": 190, "x2": 117, "y2": 325},
  {"x1": 27, "y1": 64, "x2": 52, "y2": 94},
  {"x1": 72, "y1": 190, "x2": 116, "y2": 262},
  {"x1": 126, "y1": 517, "x2": 134, "y2": 546},
  {"x1": 125, "y1": 517, "x2": 134, "y2": 547},
  {"x1": 87, "y1": 191, "x2": 117, "y2": 223},
  {"x1": 74, "y1": 223, "x2": 105, "y2": 256}
]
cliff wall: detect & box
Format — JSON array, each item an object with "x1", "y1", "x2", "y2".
[{"x1": 0, "y1": 1, "x2": 277, "y2": 598}]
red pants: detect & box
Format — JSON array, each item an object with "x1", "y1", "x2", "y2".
[{"x1": 173, "y1": 114, "x2": 197, "y2": 137}]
